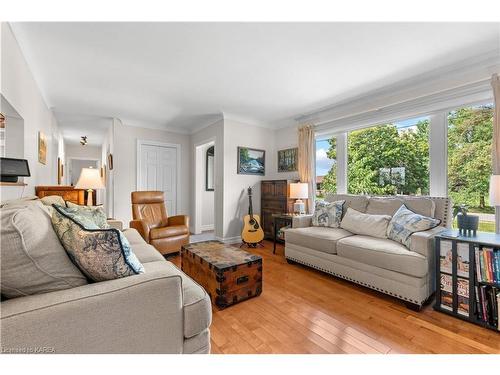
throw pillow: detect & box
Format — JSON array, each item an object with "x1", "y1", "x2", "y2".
[
  {"x1": 312, "y1": 200, "x2": 345, "y2": 228},
  {"x1": 0, "y1": 204, "x2": 87, "y2": 298},
  {"x1": 65, "y1": 201, "x2": 109, "y2": 229},
  {"x1": 40, "y1": 195, "x2": 66, "y2": 207},
  {"x1": 387, "y1": 204, "x2": 441, "y2": 247},
  {"x1": 340, "y1": 207, "x2": 392, "y2": 238},
  {"x1": 51, "y1": 204, "x2": 144, "y2": 281}
]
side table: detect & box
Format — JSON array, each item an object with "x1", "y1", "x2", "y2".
[{"x1": 271, "y1": 213, "x2": 312, "y2": 254}]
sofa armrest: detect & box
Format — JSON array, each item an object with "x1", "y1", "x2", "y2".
[
  {"x1": 408, "y1": 226, "x2": 446, "y2": 258},
  {"x1": 1, "y1": 269, "x2": 184, "y2": 353},
  {"x1": 106, "y1": 219, "x2": 123, "y2": 231},
  {"x1": 168, "y1": 215, "x2": 190, "y2": 228},
  {"x1": 292, "y1": 214, "x2": 313, "y2": 229},
  {"x1": 130, "y1": 219, "x2": 151, "y2": 242}
]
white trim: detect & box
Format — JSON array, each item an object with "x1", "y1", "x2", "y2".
[
  {"x1": 429, "y1": 113, "x2": 448, "y2": 197},
  {"x1": 200, "y1": 224, "x2": 214, "y2": 232},
  {"x1": 136, "y1": 139, "x2": 182, "y2": 216},
  {"x1": 215, "y1": 235, "x2": 242, "y2": 244},
  {"x1": 336, "y1": 133, "x2": 348, "y2": 194}
]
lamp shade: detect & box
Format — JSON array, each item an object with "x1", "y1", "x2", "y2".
[
  {"x1": 290, "y1": 182, "x2": 309, "y2": 199},
  {"x1": 75, "y1": 167, "x2": 105, "y2": 190},
  {"x1": 490, "y1": 175, "x2": 500, "y2": 206}
]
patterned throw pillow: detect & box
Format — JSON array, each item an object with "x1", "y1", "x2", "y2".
[
  {"x1": 51, "y1": 204, "x2": 144, "y2": 281},
  {"x1": 387, "y1": 205, "x2": 441, "y2": 247},
  {"x1": 312, "y1": 200, "x2": 345, "y2": 228},
  {"x1": 65, "y1": 201, "x2": 109, "y2": 229}
]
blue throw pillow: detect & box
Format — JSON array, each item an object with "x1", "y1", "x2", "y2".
[
  {"x1": 64, "y1": 201, "x2": 110, "y2": 229},
  {"x1": 387, "y1": 204, "x2": 441, "y2": 247},
  {"x1": 51, "y1": 204, "x2": 144, "y2": 281}
]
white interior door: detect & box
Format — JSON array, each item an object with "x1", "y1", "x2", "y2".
[{"x1": 138, "y1": 142, "x2": 178, "y2": 215}]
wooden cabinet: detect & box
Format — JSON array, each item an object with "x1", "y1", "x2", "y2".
[{"x1": 260, "y1": 179, "x2": 297, "y2": 239}]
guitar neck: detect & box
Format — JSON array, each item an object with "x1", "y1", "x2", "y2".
[{"x1": 248, "y1": 194, "x2": 254, "y2": 218}]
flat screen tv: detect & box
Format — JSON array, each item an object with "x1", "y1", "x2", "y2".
[{"x1": 0, "y1": 157, "x2": 31, "y2": 182}]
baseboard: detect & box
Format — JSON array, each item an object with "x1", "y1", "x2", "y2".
[
  {"x1": 200, "y1": 224, "x2": 214, "y2": 231},
  {"x1": 215, "y1": 235, "x2": 242, "y2": 244}
]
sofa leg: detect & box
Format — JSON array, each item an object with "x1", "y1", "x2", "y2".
[
  {"x1": 404, "y1": 302, "x2": 422, "y2": 312},
  {"x1": 286, "y1": 258, "x2": 297, "y2": 265}
]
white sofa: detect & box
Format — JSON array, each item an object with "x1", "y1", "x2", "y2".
[
  {"x1": 0, "y1": 198, "x2": 212, "y2": 353},
  {"x1": 285, "y1": 194, "x2": 451, "y2": 309}
]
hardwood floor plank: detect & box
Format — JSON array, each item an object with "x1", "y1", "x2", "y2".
[{"x1": 171, "y1": 240, "x2": 500, "y2": 354}]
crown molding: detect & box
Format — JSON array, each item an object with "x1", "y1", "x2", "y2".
[{"x1": 296, "y1": 48, "x2": 500, "y2": 127}]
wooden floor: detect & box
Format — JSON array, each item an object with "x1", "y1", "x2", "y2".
[{"x1": 171, "y1": 240, "x2": 500, "y2": 354}]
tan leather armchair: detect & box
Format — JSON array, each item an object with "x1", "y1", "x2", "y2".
[{"x1": 130, "y1": 191, "x2": 190, "y2": 255}]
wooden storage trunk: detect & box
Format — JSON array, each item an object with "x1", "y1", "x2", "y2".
[{"x1": 181, "y1": 241, "x2": 263, "y2": 309}]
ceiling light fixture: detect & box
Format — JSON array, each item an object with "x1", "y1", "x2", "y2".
[{"x1": 80, "y1": 136, "x2": 88, "y2": 146}]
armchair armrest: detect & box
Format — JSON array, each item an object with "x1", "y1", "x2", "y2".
[
  {"x1": 292, "y1": 214, "x2": 313, "y2": 229},
  {"x1": 0, "y1": 269, "x2": 184, "y2": 353},
  {"x1": 168, "y1": 215, "x2": 190, "y2": 228},
  {"x1": 130, "y1": 219, "x2": 151, "y2": 242},
  {"x1": 408, "y1": 226, "x2": 446, "y2": 258}
]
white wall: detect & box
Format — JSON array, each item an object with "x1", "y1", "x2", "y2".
[
  {"x1": 268, "y1": 124, "x2": 299, "y2": 181},
  {"x1": 0, "y1": 23, "x2": 63, "y2": 202},
  {"x1": 222, "y1": 118, "x2": 276, "y2": 240},
  {"x1": 200, "y1": 142, "x2": 215, "y2": 230},
  {"x1": 112, "y1": 122, "x2": 191, "y2": 226},
  {"x1": 65, "y1": 143, "x2": 101, "y2": 160}
]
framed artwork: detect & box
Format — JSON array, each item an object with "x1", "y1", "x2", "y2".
[
  {"x1": 57, "y1": 157, "x2": 62, "y2": 184},
  {"x1": 277, "y1": 147, "x2": 298, "y2": 172},
  {"x1": 237, "y1": 146, "x2": 265, "y2": 175},
  {"x1": 100, "y1": 166, "x2": 106, "y2": 184},
  {"x1": 107, "y1": 153, "x2": 114, "y2": 170},
  {"x1": 38, "y1": 131, "x2": 47, "y2": 165}
]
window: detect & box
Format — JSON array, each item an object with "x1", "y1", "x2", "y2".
[
  {"x1": 447, "y1": 104, "x2": 494, "y2": 232},
  {"x1": 315, "y1": 138, "x2": 336, "y2": 198},
  {"x1": 346, "y1": 117, "x2": 430, "y2": 195}
]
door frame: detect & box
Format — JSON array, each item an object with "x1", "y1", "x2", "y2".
[
  {"x1": 136, "y1": 139, "x2": 182, "y2": 215},
  {"x1": 193, "y1": 137, "x2": 217, "y2": 235}
]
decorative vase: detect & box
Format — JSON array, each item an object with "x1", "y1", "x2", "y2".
[{"x1": 456, "y1": 214, "x2": 479, "y2": 236}]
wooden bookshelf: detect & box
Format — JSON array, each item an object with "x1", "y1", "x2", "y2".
[{"x1": 434, "y1": 230, "x2": 500, "y2": 332}]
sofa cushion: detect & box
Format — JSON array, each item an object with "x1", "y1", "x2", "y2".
[
  {"x1": 387, "y1": 205, "x2": 441, "y2": 247},
  {"x1": 340, "y1": 208, "x2": 392, "y2": 239},
  {"x1": 325, "y1": 193, "x2": 369, "y2": 214},
  {"x1": 336, "y1": 235, "x2": 428, "y2": 277},
  {"x1": 51, "y1": 204, "x2": 144, "y2": 281},
  {"x1": 402, "y1": 197, "x2": 435, "y2": 218},
  {"x1": 0, "y1": 204, "x2": 88, "y2": 298},
  {"x1": 150, "y1": 225, "x2": 189, "y2": 240},
  {"x1": 143, "y1": 261, "x2": 212, "y2": 338},
  {"x1": 312, "y1": 200, "x2": 344, "y2": 228},
  {"x1": 366, "y1": 198, "x2": 404, "y2": 216},
  {"x1": 285, "y1": 226, "x2": 353, "y2": 254}
]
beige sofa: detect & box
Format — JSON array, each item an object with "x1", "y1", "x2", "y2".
[
  {"x1": 0, "y1": 199, "x2": 211, "y2": 354},
  {"x1": 285, "y1": 194, "x2": 451, "y2": 309}
]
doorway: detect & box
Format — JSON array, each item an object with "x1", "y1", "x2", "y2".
[
  {"x1": 137, "y1": 140, "x2": 181, "y2": 216},
  {"x1": 193, "y1": 139, "x2": 216, "y2": 241}
]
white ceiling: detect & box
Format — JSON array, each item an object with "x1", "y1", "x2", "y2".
[{"x1": 10, "y1": 22, "x2": 500, "y2": 143}]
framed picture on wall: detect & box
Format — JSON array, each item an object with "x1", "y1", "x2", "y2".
[
  {"x1": 237, "y1": 147, "x2": 265, "y2": 175},
  {"x1": 277, "y1": 147, "x2": 298, "y2": 172},
  {"x1": 57, "y1": 157, "x2": 62, "y2": 184},
  {"x1": 38, "y1": 131, "x2": 47, "y2": 165}
]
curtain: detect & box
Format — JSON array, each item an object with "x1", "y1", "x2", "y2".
[
  {"x1": 298, "y1": 124, "x2": 315, "y2": 214},
  {"x1": 492, "y1": 74, "x2": 500, "y2": 175}
]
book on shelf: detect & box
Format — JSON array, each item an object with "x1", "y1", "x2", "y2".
[
  {"x1": 457, "y1": 277, "x2": 470, "y2": 316},
  {"x1": 440, "y1": 240, "x2": 453, "y2": 274},
  {"x1": 476, "y1": 247, "x2": 500, "y2": 284},
  {"x1": 440, "y1": 274, "x2": 453, "y2": 311},
  {"x1": 456, "y1": 242, "x2": 470, "y2": 278},
  {"x1": 475, "y1": 284, "x2": 499, "y2": 328}
]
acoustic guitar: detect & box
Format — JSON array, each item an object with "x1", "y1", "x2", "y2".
[{"x1": 241, "y1": 187, "x2": 265, "y2": 246}]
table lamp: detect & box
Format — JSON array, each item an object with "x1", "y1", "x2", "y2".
[
  {"x1": 290, "y1": 182, "x2": 309, "y2": 214},
  {"x1": 75, "y1": 167, "x2": 105, "y2": 206},
  {"x1": 489, "y1": 174, "x2": 500, "y2": 234}
]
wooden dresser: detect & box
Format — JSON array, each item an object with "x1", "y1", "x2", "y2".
[{"x1": 260, "y1": 179, "x2": 297, "y2": 239}]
